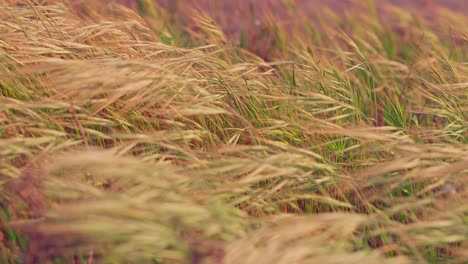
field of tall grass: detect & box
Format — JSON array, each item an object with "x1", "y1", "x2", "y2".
[{"x1": 0, "y1": 0, "x2": 467, "y2": 263}]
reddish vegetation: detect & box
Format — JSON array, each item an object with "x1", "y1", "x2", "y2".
[
  {"x1": 70, "y1": 0, "x2": 466, "y2": 60},
  {"x1": 78, "y1": 0, "x2": 467, "y2": 35}
]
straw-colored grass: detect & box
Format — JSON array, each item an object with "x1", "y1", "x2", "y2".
[{"x1": 0, "y1": 0, "x2": 466, "y2": 263}]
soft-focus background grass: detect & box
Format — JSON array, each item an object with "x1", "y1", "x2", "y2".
[{"x1": 0, "y1": 0, "x2": 467, "y2": 263}]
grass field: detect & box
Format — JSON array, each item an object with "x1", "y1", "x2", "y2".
[{"x1": 0, "y1": 0, "x2": 467, "y2": 263}]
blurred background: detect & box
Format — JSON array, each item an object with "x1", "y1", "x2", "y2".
[{"x1": 69, "y1": 0, "x2": 467, "y2": 59}]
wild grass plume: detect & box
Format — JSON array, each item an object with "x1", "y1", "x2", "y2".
[{"x1": 0, "y1": 0, "x2": 467, "y2": 263}]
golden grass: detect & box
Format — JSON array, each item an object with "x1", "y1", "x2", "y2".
[{"x1": 0, "y1": 0, "x2": 467, "y2": 263}]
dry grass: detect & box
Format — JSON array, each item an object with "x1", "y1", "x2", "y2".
[{"x1": 0, "y1": 0, "x2": 467, "y2": 263}]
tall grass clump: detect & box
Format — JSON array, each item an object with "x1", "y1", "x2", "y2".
[{"x1": 0, "y1": 0, "x2": 466, "y2": 263}]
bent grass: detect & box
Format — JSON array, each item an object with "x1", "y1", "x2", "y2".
[{"x1": 0, "y1": 0, "x2": 467, "y2": 263}]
